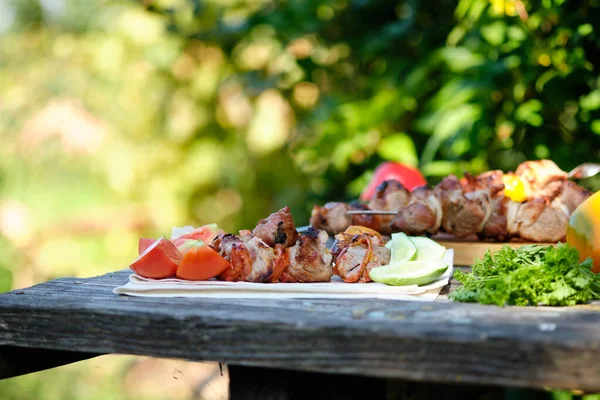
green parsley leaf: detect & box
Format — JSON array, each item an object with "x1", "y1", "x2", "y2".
[{"x1": 449, "y1": 243, "x2": 600, "y2": 307}]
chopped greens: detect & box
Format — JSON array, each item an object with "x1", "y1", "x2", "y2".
[{"x1": 449, "y1": 243, "x2": 600, "y2": 306}]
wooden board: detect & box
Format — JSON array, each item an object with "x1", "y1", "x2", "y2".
[
  {"x1": 430, "y1": 235, "x2": 556, "y2": 266},
  {"x1": 4, "y1": 269, "x2": 600, "y2": 392}
]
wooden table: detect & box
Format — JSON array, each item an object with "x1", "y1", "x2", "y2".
[{"x1": 2, "y1": 268, "x2": 600, "y2": 399}]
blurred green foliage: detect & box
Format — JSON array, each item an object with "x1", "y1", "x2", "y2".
[{"x1": 0, "y1": 0, "x2": 599, "y2": 397}]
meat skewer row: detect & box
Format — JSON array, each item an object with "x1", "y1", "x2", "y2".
[
  {"x1": 310, "y1": 160, "x2": 592, "y2": 243},
  {"x1": 211, "y1": 206, "x2": 334, "y2": 283},
  {"x1": 210, "y1": 206, "x2": 390, "y2": 284}
]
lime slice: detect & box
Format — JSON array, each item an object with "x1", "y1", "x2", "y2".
[
  {"x1": 387, "y1": 232, "x2": 417, "y2": 264},
  {"x1": 369, "y1": 259, "x2": 448, "y2": 286},
  {"x1": 409, "y1": 236, "x2": 446, "y2": 260}
]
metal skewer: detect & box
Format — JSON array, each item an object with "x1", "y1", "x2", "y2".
[
  {"x1": 345, "y1": 210, "x2": 398, "y2": 215},
  {"x1": 567, "y1": 163, "x2": 600, "y2": 179}
]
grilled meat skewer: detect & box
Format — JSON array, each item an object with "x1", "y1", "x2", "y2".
[
  {"x1": 310, "y1": 160, "x2": 592, "y2": 243},
  {"x1": 212, "y1": 207, "x2": 333, "y2": 283}
]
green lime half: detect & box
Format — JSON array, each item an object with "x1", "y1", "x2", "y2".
[
  {"x1": 387, "y1": 232, "x2": 417, "y2": 264},
  {"x1": 369, "y1": 259, "x2": 448, "y2": 286},
  {"x1": 409, "y1": 236, "x2": 446, "y2": 260}
]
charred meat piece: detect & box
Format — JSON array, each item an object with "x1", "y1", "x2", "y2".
[
  {"x1": 310, "y1": 202, "x2": 384, "y2": 235},
  {"x1": 558, "y1": 180, "x2": 592, "y2": 213},
  {"x1": 252, "y1": 206, "x2": 299, "y2": 248},
  {"x1": 435, "y1": 174, "x2": 463, "y2": 191},
  {"x1": 334, "y1": 237, "x2": 391, "y2": 283},
  {"x1": 310, "y1": 202, "x2": 353, "y2": 235},
  {"x1": 530, "y1": 179, "x2": 565, "y2": 201},
  {"x1": 330, "y1": 225, "x2": 385, "y2": 259},
  {"x1": 368, "y1": 180, "x2": 411, "y2": 233},
  {"x1": 477, "y1": 197, "x2": 508, "y2": 241},
  {"x1": 507, "y1": 198, "x2": 569, "y2": 242},
  {"x1": 211, "y1": 234, "x2": 253, "y2": 282},
  {"x1": 279, "y1": 227, "x2": 333, "y2": 282},
  {"x1": 212, "y1": 233, "x2": 287, "y2": 282},
  {"x1": 435, "y1": 176, "x2": 493, "y2": 238},
  {"x1": 515, "y1": 159, "x2": 568, "y2": 190},
  {"x1": 331, "y1": 226, "x2": 390, "y2": 283},
  {"x1": 390, "y1": 185, "x2": 442, "y2": 236},
  {"x1": 238, "y1": 229, "x2": 253, "y2": 242},
  {"x1": 461, "y1": 170, "x2": 505, "y2": 195},
  {"x1": 244, "y1": 237, "x2": 285, "y2": 282}
]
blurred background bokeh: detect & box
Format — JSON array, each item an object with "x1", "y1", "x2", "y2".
[{"x1": 0, "y1": 0, "x2": 599, "y2": 398}]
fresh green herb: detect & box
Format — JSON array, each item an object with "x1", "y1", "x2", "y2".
[{"x1": 449, "y1": 243, "x2": 600, "y2": 306}]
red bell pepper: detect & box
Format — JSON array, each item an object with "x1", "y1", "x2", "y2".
[{"x1": 360, "y1": 162, "x2": 427, "y2": 201}]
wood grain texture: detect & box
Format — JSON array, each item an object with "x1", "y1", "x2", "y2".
[{"x1": 2, "y1": 270, "x2": 600, "y2": 392}]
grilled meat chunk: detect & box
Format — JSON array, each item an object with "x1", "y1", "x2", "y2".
[
  {"x1": 330, "y1": 226, "x2": 385, "y2": 259},
  {"x1": 435, "y1": 176, "x2": 493, "y2": 238},
  {"x1": 515, "y1": 159, "x2": 567, "y2": 190},
  {"x1": 212, "y1": 233, "x2": 287, "y2": 282},
  {"x1": 310, "y1": 202, "x2": 352, "y2": 235},
  {"x1": 368, "y1": 180, "x2": 410, "y2": 233},
  {"x1": 461, "y1": 170, "x2": 505, "y2": 195},
  {"x1": 331, "y1": 226, "x2": 390, "y2": 283},
  {"x1": 558, "y1": 180, "x2": 592, "y2": 213},
  {"x1": 310, "y1": 202, "x2": 382, "y2": 234},
  {"x1": 280, "y1": 227, "x2": 333, "y2": 282},
  {"x1": 211, "y1": 234, "x2": 253, "y2": 282},
  {"x1": 507, "y1": 198, "x2": 569, "y2": 242},
  {"x1": 502, "y1": 177, "x2": 591, "y2": 242},
  {"x1": 252, "y1": 206, "x2": 299, "y2": 248},
  {"x1": 334, "y1": 240, "x2": 390, "y2": 283},
  {"x1": 478, "y1": 196, "x2": 509, "y2": 241},
  {"x1": 390, "y1": 185, "x2": 442, "y2": 236}
]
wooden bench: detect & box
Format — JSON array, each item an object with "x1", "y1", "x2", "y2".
[{"x1": 2, "y1": 268, "x2": 600, "y2": 398}]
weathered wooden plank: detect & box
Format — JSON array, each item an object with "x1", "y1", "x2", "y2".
[
  {"x1": 2, "y1": 270, "x2": 600, "y2": 392},
  {"x1": 0, "y1": 345, "x2": 101, "y2": 379}
]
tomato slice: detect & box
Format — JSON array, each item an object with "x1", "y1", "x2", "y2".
[
  {"x1": 130, "y1": 237, "x2": 183, "y2": 279},
  {"x1": 171, "y1": 224, "x2": 223, "y2": 248},
  {"x1": 176, "y1": 242, "x2": 231, "y2": 281},
  {"x1": 138, "y1": 238, "x2": 156, "y2": 255}
]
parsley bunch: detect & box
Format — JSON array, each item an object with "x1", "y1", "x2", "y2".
[{"x1": 449, "y1": 243, "x2": 600, "y2": 306}]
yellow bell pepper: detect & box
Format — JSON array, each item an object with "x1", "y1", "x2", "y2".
[{"x1": 502, "y1": 175, "x2": 527, "y2": 202}]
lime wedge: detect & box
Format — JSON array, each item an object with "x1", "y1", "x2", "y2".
[
  {"x1": 369, "y1": 259, "x2": 448, "y2": 286},
  {"x1": 387, "y1": 232, "x2": 417, "y2": 264},
  {"x1": 409, "y1": 236, "x2": 446, "y2": 260}
]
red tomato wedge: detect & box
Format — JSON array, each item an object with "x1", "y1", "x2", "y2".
[
  {"x1": 176, "y1": 242, "x2": 231, "y2": 281},
  {"x1": 138, "y1": 224, "x2": 224, "y2": 255},
  {"x1": 130, "y1": 237, "x2": 183, "y2": 279},
  {"x1": 138, "y1": 238, "x2": 156, "y2": 255},
  {"x1": 171, "y1": 224, "x2": 224, "y2": 248}
]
